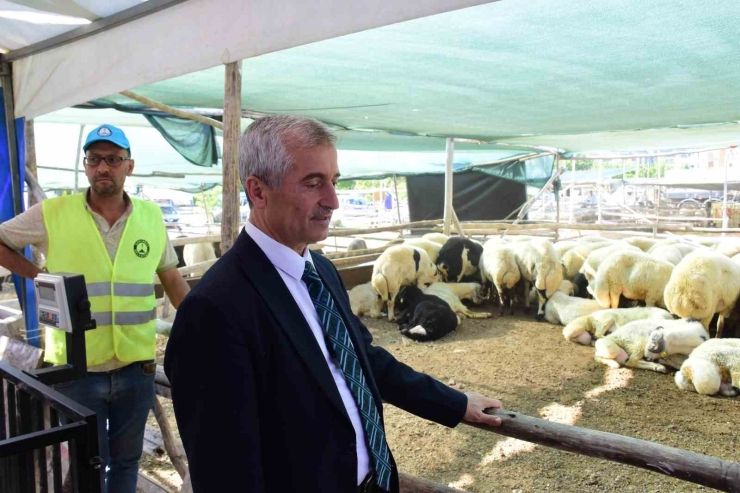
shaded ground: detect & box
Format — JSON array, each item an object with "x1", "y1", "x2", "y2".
[{"x1": 145, "y1": 302, "x2": 739, "y2": 492}]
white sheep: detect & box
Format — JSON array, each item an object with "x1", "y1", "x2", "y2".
[
  {"x1": 480, "y1": 240, "x2": 521, "y2": 316},
  {"x1": 371, "y1": 245, "x2": 439, "y2": 321},
  {"x1": 349, "y1": 282, "x2": 382, "y2": 318},
  {"x1": 579, "y1": 244, "x2": 640, "y2": 283},
  {"x1": 403, "y1": 238, "x2": 443, "y2": 263},
  {"x1": 183, "y1": 242, "x2": 217, "y2": 277},
  {"x1": 646, "y1": 243, "x2": 685, "y2": 266},
  {"x1": 561, "y1": 240, "x2": 615, "y2": 280},
  {"x1": 664, "y1": 250, "x2": 740, "y2": 329},
  {"x1": 423, "y1": 282, "x2": 491, "y2": 319},
  {"x1": 590, "y1": 250, "x2": 673, "y2": 309},
  {"x1": 539, "y1": 291, "x2": 603, "y2": 326},
  {"x1": 675, "y1": 339, "x2": 740, "y2": 396},
  {"x1": 553, "y1": 240, "x2": 578, "y2": 259},
  {"x1": 563, "y1": 307, "x2": 674, "y2": 346},
  {"x1": 594, "y1": 319, "x2": 708, "y2": 372},
  {"x1": 513, "y1": 238, "x2": 563, "y2": 316},
  {"x1": 713, "y1": 238, "x2": 740, "y2": 258},
  {"x1": 422, "y1": 233, "x2": 450, "y2": 245},
  {"x1": 620, "y1": 236, "x2": 659, "y2": 252}
]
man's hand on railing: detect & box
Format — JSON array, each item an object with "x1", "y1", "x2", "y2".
[{"x1": 462, "y1": 391, "x2": 503, "y2": 426}]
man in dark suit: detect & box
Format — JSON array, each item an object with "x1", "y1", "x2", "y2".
[{"x1": 165, "y1": 115, "x2": 503, "y2": 493}]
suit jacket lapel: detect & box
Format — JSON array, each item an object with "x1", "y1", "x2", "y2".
[{"x1": 234, "y1": 231, "x2": 350, "y2": 422}]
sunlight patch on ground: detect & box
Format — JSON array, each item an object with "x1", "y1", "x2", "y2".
[
  {"x1": 447, "y1": 473, "x2": 475, "y2": 490},
  {"x1": 481, "y1": 367, "x2": 632, "y2": 465},
  {"x1": 481, "y1": 401, "x2": 583, "y2": 464},
  {"x1": 584, "y1": 367, "x2": 633, "y2": 399}
]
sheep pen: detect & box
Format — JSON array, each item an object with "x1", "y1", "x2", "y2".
[
  {"x1": 136, "y1": 229, "x2": 740, "y2": 492},
  {"x1": 147, "y1": 312, "x2": 740, "y2": 493}
]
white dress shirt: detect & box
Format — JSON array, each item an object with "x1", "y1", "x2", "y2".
[{"x1": 246, "y1": 222, "x2": 371, "y2": 484}]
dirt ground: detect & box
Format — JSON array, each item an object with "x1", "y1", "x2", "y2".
[{"x1": 142, "y1": 299, "x2": 739, "y2": 493}]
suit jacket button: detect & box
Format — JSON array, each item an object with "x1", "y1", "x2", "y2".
[{"x1": 349, "y1": 442, "x2": 356, "y2": 453}]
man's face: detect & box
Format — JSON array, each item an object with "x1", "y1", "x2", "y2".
[
  {"x1": 264, "y1": 144, "x2": 340, "y2": 248},
  {"x1": 84, "y1": 141, "x2": 133, "y2": 197}
]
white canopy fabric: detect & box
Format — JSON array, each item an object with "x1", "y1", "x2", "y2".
[{"x1": 8, "y1": 0, "x2": 494, "y2": 119}]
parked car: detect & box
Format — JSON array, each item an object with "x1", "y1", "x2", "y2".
[{"x1": 159, "y1": 204, "x2": 181, "y2": 229}]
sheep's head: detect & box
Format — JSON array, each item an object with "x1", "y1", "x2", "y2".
[{"x1": 644, "y1": 327, "x2": 666, "y2": 360}]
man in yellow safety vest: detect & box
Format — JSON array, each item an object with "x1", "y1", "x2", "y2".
[{"x1": 0, "y1": 124, "x2": 191, "y2": 493}]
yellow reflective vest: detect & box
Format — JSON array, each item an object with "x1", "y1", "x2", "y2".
[{"x1": 42, "y1": 193, "x2": 165, "y2": 365}]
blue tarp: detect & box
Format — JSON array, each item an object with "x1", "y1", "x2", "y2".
[{"x1": 0, "y1": 87, "x2": 39, "y2": 347}]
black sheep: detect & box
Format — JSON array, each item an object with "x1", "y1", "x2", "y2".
[
  {"x1": 436, "y1": 237, "x2": 483, "y2": 283},
  {"x1": 394, "y1": 285, "x2": 459, "y2": 342},
  {"x1": 572, "y1": 273, "x2": 590, "y2": 299}
]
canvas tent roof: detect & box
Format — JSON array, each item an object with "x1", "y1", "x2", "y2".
[{"x1": 4, "y1": 0, "x2": 740, "y2": 187}]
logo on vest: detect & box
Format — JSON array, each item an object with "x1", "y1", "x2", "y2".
[{"x1": 134, "y1": 239, "x2": 150, "y2": 258}]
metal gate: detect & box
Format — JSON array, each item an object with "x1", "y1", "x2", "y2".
[{"x1": 0, "y1": 361, "x2": 103, "y2": 493}]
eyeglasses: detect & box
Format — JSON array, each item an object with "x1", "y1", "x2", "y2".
[{"x1": 83, "y1": 156, "x2": 131, "y2": 167}]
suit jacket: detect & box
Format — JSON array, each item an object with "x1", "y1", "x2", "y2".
[{"x1": 164, "y1": 230, "x2": 468, "y2": 493}]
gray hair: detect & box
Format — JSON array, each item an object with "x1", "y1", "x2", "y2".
[{"x1": 238, "y1": 115, "x2": 337, "y2": 190}]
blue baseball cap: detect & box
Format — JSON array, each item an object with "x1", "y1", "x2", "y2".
[{"x1": 83, "y1": 124, "x2": 131, "y2": 153}]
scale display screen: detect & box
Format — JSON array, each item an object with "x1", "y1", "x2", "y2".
[{"x1": 37, "y1": 283, "x2": 57, "y2": 302}]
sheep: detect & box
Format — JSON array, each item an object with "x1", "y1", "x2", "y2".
[
  {"x1": 527, "y1": 279, "x2": 576, "y2": 304},
  {"x1": 561, "y1": 240, "x2": 615, "y2": 280},
  {"x1": 423, "y1": 282, "x2": 491, "y2": 319},
  {"x1": 436, "y1": 237, "x2": 483, "y2": 283},
  {"x1": 422, "y1": 233, "x2": 450, "y2": 246},
  {"x1": 714, "y1": 238, "x2": 740, "y2": 258},
  {"x1": 590, "y1": 250, "x2": 673, "y2": 309},
  {"x1": 394, "y1": 285, "x2": 459, "y2": 342},
  {"x1": 579, "y1": 244, "x2": 640, "y2": 283},
  {"x1": 646, "y1": 243, "x2": 685, "y2": 266},
  {"x1": 553, "y1": 240, "x2": 578, "y2": 259},
  {"x1": 513, "y1": 238, "x2": 564, "y2": 317},
  {"x1": 348, "y1": 282, "x2": 382, "y2": 318},
  {"x1": 347, "y1": 238, "x2": 368, "y2": 251},
  {"x1": 403, "y1": 238, "x2": 443, "y2": 263},
  {"x1": 576, "y1": 236, "x2": 610, "y2": 243},
  {"x1": 480, "y1": 240, "x2": 521, "y2": 316},
  {"x1": 539, "y1": 291, "x2": 603, "y2": 325},
  {"x1": 664, "y1": 250, "x2": 740, "y2": 329},
  {"x1": 563, "y1": 306, "x2": 674, "y2": 346},
  {"x1": 572, "y1": 273, "x2": 590, "y2": 299},
  {"x1": 621, "y1": 237, "x2": 659, "y2": 252},
  {"x1": 594, "y1": 319, "x2": 708, "y2": 373},
  {"x1": 674, "y1": 339, "x2": 740, "y2": 396},
  {"x1": 183, "y1": 242, "x2": 217, "y2": 277},
  {"x1": 371, "y1": 245, "x2": 439, "y2": 321}
]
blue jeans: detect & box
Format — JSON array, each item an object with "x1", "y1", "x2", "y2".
[{"x1": 54, "y1": 362, "x2": 156, "y2": 493}]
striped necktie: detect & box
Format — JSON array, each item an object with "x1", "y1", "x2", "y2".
[{"x1": 301, "y1": 261, "x2": 392, "y2": 491}]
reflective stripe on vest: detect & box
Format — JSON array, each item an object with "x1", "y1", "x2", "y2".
[
  {"x1": 91, "y1": 308, "x2": 156, "y2": 326},
  {"x1": 42, "y1": 193, "x2": 166, "y2": 366},
  {"x1": 85, "y1": 282, "x2": 154, "y2": 297}
]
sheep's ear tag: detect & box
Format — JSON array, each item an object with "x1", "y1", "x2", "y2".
[{"x1": 660, "y1": 351, "x2": 668, "y2": 359}]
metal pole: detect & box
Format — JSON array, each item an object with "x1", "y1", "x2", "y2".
[
  {"x1": 74, "y1": 124, "x2": 85, "y2": 193},
  {"x1": 1, "y1": 62, "x2": 23, "y2": 217},
  {"x1": 392, "y1": 174, "x2": 402, "y2": 225},
  {"x1": 622, "y1": 158, "x2": 626, "y2": 205},
  {"x1": 1, "y1": 61, "x2": 30, "y2": 344},
  {"x1": 597, "y1": 159, "x2": 603, "y2": 224},
  {"x1": 570, "y1": 158, "x2": 576, "y2": 224},
  {"x1": 443, "y1": 138, "x2": 454, "y2": 236},
  {"x1": 721, "y1": 148, "x2": 729, "y2": 232}
]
